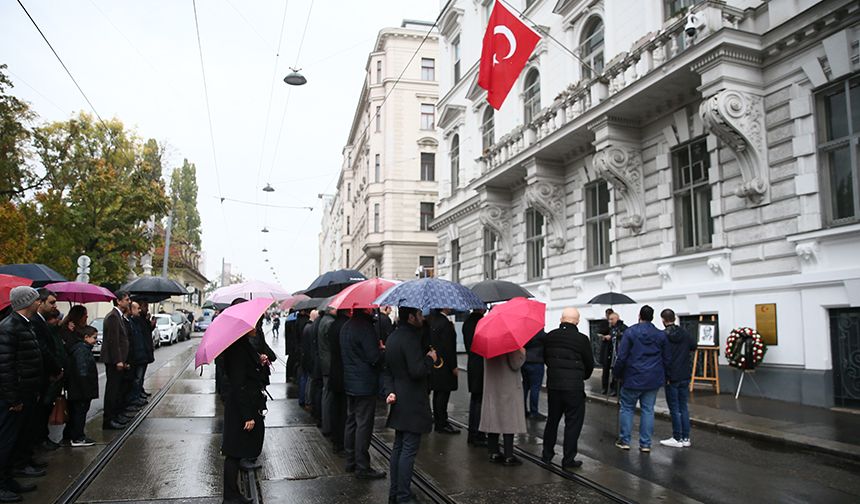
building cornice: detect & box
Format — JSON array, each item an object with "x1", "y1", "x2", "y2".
[{"x1": 430, "y1": 196, "x2": 480, "y2": 230}]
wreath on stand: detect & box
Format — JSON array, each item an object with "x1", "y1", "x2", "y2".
[{"x1": 725, "y1": 327, "x2": 767, "y2": 370}]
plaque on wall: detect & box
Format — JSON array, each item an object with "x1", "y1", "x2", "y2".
[{"x1": 755, "y1": 303, "x2": 778, "y2": 345}]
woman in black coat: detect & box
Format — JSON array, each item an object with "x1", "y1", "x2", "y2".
[{"x1": 221, "y1": 329, "x2": 268, "y2": 504}]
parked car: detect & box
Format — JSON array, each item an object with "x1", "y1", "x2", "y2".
[
  {"x1": 194, "y1": 316, "x2": 212, "y2": 332},
  {"x1": 150, "y1": 317, "x2": 161, "y2": 349},
  {"x1": 91, "y1": 317, "x2": 104, "y2": 360},
  {"x1": 172, "y1": 312, "x2": 192, "y2": 341},
  {"x1": 153, "y1": 314, "x2": 180, "y2": 345}
]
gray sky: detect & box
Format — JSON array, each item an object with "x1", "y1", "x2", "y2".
[{"x1": 1, "y1": 0, "x2": 440, "y2": 291}]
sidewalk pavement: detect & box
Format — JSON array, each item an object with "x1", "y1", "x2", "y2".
[{"x1": 456, "y1": 354, "x2": 860, "y2": 461}]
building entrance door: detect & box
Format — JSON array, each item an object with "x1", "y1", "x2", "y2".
[{"x1": 829, "y1": 308, "x2": 860, "y2": 408}]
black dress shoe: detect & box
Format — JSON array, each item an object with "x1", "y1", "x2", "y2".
[
  {"x1": 355, "y1": 468, "x2": 386, "y2": 480},
  {"x1": 502, "y1": 456, "x2": 522, "y2": 467},
  {"x1": 562, "y1": 460, "x2": 583, "y2": 471},
  {"x1": 12, "y1": 466, "x2": 45, "y2": 478},
  {"x1": 28, "y1": 459, "x2": 47, "y2": 469},
  {"x1": 541, "y1": 456, "x2": 553, "y2": 464},
  {"x1": 435, "y1": 424, "x2": 460, "y2": 435},
  {"x1": 0, "y1": 489, "x2": 21, "y2": 503},
  {"x1": 103, "y1": 420, "x2": 127, "y2": 430},
  {"x1": 489, "y1": 453, "x2": 504, "y2": 464},
  {"x1": 4, "y1": 480, "x2": 35, "y2": 493}
]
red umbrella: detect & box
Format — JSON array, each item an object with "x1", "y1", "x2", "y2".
[
  {"x1": 45, "y1": 281, "x2": 116, "y2": 304},
  {"x1": 328, "y1": 278, "x2": 398, "y2": 310},
  {"x1": 472, "y1": 297, "x2": 546, "y2": 359},
  {"x1": 0, "y1": 274, "x2": 34, "y2": 310},
  {"x1": 279, "y1": 294, "x2": 309, "y2": 311}
]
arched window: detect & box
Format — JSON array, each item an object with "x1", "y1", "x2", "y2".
[
  {"x1": 523, "y1": 69, "x2": 541, "y2": 124},
  {"x1": 580, "y1": 17, "x2": 604, "y2": 80},
  {"x1": 450, "y1": 135, "x2": 460, "y2": 192},
  {"x1": 481, "y1": 107, "x2": 495, "y2": 151}
]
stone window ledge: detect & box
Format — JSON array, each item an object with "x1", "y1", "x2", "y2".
[
  {"x1": 653, "y1": 248, "x2": 732, "y2": 267},
  {"x1": 786, "y1": 223, "x2": 860, "y2": 243},
  {"x1": 653, "y1": 249, "x2": 732, "y2": 280}
]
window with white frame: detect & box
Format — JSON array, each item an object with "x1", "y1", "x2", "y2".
[
  {"x1": 673, "y1": 137, "x2": 713, "y2": 251},
  {"x1": 420, "y1": 202, "x2": 435, "y2": 231},
  {"x1": 419, "y1": 256, "x2": 435, "y2": 277},
  {"x1": 373, "y1": 203, "x2": 381, "y2": 233},
  {"x1": 523, "y1": 69, "x2": 541, "y2": 124},
  {"x1": 579, "y1": 17, "x2": 604, "y2": 80},
  {"x1": 586, "y1": 180, "x2": 611, "y2": 268},
  {"x1": 420, "y1": 153, "x2": 435, "y2": 181},
  {"x1": 374, "y1": 154, "x2": 381, "y2": 182},
  {"x1": 420, "y1": 104, "x2": 435, "y2": 130},
  {"x1": 482, "y1": 228, "x2": 498, "y2": 280},
  {"x1": 453, "y1": 37, "x2": 462, "y2": 83},
  {"x1": 665, "y1": 0, "x2": 698, "y2": 19},
  {"x1": 481, "y1": 107, "x2": 495, "y2": 151},
  {"x1": 525, "y1": 208, "x2": 545, "y2": 280},
  {"x1": 450, "y1": 238, "x2": 461, "y2": 283},
  {"x1": 376, "y1": 60, "x2": 382, "y2": 83},
  {"x1": 450, "y1": 135, "x2": 460, "y2": 192},
  {"x1": 375, "y1": 106, "x2": 381, "y2": 132},
  {"x1": 421, "y1": 58, "x2": 435, "y2": 81},
  {"x1": 817, "y1": 76, "x2": 860, "y2": 225}
]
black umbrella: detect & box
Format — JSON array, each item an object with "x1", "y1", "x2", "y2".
[
  {"x1": 0, "y1": 263, "x2": 67, "y2": 288},
  {"x1": 469, "y1": 280, "x2": 533, "y2": 303},
  {"x1": 294, "y1": 297, "x2": 329, "y2": 311},
  {"x1": 303, "y1": 269, "x2": 367, "y2": 298},
  {"x1": 588, "y1": 292, "x2": 636, "y2": 305},
  {"x1": 121, "y1": 276, "x2": 187, "y2": 303},
  {"x1": 201, "y1": 299, "x2": 230, "y2": 311}
]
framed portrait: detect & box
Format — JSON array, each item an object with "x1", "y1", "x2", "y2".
[{"x1": 697, "y1": 323, "x2": 717, "y2": 346}]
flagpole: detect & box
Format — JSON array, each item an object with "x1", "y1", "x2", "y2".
[{"x1": 496, "y1": 0, "x2": 605, "y2": 82}]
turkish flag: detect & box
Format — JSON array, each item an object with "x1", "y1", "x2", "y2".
[{"x1": 478, "y1": 1, "x2": 541, "y2": 110}]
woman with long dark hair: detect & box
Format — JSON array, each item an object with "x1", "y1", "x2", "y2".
[{"x1": 60, "y1": 305, "x2": 89, "y2": 347}]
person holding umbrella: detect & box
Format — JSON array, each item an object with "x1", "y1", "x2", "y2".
[
  {"x1": 426, "y1": 308, "x2": 459, "y2": 435},
  {"x1": 462, "y1": 308, "x2": 486, "y2": 447}
]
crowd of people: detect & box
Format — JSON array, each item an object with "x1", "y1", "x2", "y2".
[{"x1": 0, "y1": 286, "x2": 158, "y2": 503}]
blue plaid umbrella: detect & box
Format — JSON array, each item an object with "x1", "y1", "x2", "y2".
[{"x1": 373, "y1": 278, "x2": 486, "y2": 312}]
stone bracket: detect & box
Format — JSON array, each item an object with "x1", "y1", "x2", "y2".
[
  {"x1": 478, "y1": 204, "x2": 513, "y2": 265},
  {"x1": 594, "y1": 146, "x2": 646, "y2": 233},
  {"x1": 524, "y1": 180, "x2": 567, "y2": 253},
  {"x1": 700, "y1": 89, "x2": 769, "y2": 206}
]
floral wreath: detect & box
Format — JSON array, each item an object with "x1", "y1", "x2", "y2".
[{"x1": 725, "y1": 327, "x2": 767, "y2": 370}]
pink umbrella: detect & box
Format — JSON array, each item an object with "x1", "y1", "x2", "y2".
[
  {"x1": 209, "y1": 280, "x2": 291, "y2": 304},
  {"x1": 329, "y1": 278, "x2": 398, "y2": 310},
  {"x1": 195, "y1": 297, "x2": 273, "y2": 368},
  {"x1": 44, "y1": 281, "x2": 116, "y2": 304},
  {"x1": 279, "y1": 294, "x2": 309, "y2": 311}
]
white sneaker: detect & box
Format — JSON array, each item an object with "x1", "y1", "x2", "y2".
[
  {"x1": 681, "y1": 438, "x2": 691, "y2": 447},
  {"x1": 659, "y1": 438, "x2": 684, "y2": 448}
]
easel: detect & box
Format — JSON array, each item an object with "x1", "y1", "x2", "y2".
[{"x1": 689, "y1": 346, "x2": 720, "y2": 394}]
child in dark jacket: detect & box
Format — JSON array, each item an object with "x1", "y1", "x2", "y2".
[{"x1": 64, "y1": 326, "x2": 99, "y2": 446}]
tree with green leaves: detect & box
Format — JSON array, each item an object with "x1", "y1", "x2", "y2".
[{"x1": 0, "y1": 64, "x2": 40, "y2": 200}]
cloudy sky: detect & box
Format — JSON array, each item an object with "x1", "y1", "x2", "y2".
[{"x1": 1, "y1": 0, "x2": 440, "y2": 291}]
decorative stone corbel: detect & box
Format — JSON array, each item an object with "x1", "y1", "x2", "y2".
[
  {"x1": 707, "y1": 257, "x2": 724, "y2": 275},
  {"x1": 572, "y1": 279, "x2": 584, "y2": 295},
  {"x1": 524, "y1": 181, "x2": 567, "y2": 253},
  {"x1": 593, "y1": 146, "x2": 645, "y2": 233},
  {"x1": 700, "y1": 90, "x2": 769, "y2": 205},
  {"x1": 605, "y1": 273, "x2": 621, "y2": 292},
  {"x1": 478, "y1": 204, "x2": 513, "y2": 265},
  {"x1": 795, "y1": 241, "x2": 819, "y2": 263},
  {"x1": 657, "y1": 264, "x2": 672, "y2": 282}
]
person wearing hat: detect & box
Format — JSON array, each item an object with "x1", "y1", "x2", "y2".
[{"x1": 0, "y1": 286, "x2": 44, "y2": 501}]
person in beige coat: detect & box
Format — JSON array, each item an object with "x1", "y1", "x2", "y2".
[{"x1": 479, "y1": 347, "x2": 527, "y2": 466}]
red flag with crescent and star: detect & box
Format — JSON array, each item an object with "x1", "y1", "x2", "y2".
[{"x1": 478, "y1": 1, "x2": 542, "y2": 110}]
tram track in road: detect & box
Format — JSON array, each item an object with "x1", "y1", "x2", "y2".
[
  {"x1": 54, "y1": 351, "x2": 195, "y2": 504},
  {"x1": 446, "y1": 418, "x2": 636, "y2": 504}
]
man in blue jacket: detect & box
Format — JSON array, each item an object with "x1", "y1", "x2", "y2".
[
  {"x1": 659, "y1": 309, "x2": 697, "y2": 448},
  {"x1": 612, "y1": 305, "x2": 669, "y2": 452}
]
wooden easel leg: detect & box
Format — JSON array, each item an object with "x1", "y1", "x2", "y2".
[{"x1": 714, "y1": 352, "x2": 720, "y2": 394}]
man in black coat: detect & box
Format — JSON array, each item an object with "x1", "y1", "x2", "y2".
[
  {"x1": 29, "y1": 289, "x2": 63, "y2": 455},
  {"x1": 426, "y1": 309, "x2": 459, "y2": 434},
  {"x1": 287, "y1": 310, "x2": 309, "y2": 382},
  {"x1": 603, "y1": 311, "x2": 628, "y2": 396},
  {"x1": 375, "y1": 306, "x2": 395, "y2": 344},
  {"x1": 0, "y1": 286, "x2": 43, "y2": 500},
  {"x1": 327, "y1": 311, "x2": 349, "y2": 453},
  {"x1": 461, "y1": 309, "x2": 486, "y2": 446},
  {"x1": 384, "y1": 307, "x2": 436, "y2": 504},
  {"x1": 659, "y1": 308, "x2": 697, "y2": 448},
  {"x1": 101, "y1": 291, "x2": 131, "y2": 430},
  {"x1": 540, "y1": 308, "x2": 594, "y2": 471},
  {"x1": 133, "y1": 302, "x2": 156, "y2": 398},
  {"x1": 341, "y1": 309, "x2": 385, "y2": 479},
  {"x1": 298, "y1": 310, "x2": 319, "y2": 409}
]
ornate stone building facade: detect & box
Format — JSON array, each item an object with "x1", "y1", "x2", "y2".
[
  {"x1": 319, "y1": 22, "x2": 440, "y2": 280},
  {"x1": 431, "y1": 0, "x2": 860, "y2": 407}
]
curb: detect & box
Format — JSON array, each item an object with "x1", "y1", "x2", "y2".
[{"x1": 584, "y1": 391, "x2": 860, "y2": 463}]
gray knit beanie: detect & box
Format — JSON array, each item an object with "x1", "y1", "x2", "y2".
[{"x1": 10, "y1": 286, "x2": 39, "y2": 311}]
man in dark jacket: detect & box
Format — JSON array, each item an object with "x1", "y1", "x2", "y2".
[
  {"x1": 126, "y1": 302, "x2": 151, "y2": 406},
  {"x1": 462, "y1": 309, "x2": 486, "y2": 447},
  {"x1": 384, "y1": 307, "x2": 436, "y2": 504},
  {"x1": 659, "y1": 309, "x2": 696, "y2": 448},
  {"x1": 613, "y1": 305, "x2": 670, "y2": 452},
  {"x1": 426, "y1": 309, "x2": 459, "y2": 434},
  {"x1": 0, "y1": 286, "x2": 43, "y2": 500},
  {"x1": 327, "y1": 311, "x2": 350, "y2": 453},
  {"x1": 341, "y1": 309, "x2": 385, "y2": 479},
  {"x1": 101, "y1": 291, "x2": 131, "y2": 430},
  {"x1": 317, "y1": 307, "x2": 336, "y2": 435},
  {"x1": 606, "y1": 312, "x2": 628, "y2": 396},
  {"x1": 298, "y1": 310, "x2": 319, "y2": 409},
  {"x1": 375, "y1": 306, "x2": 395, "y2": 344},
  {"x1": 30, "y1": 289, "x2": 63, "y2": 453},
  {"x1": 540, "y1": 308, "x2": 593, "y2": 470},
  {"x1": 522, "y1": 330, "x2": 546, "y2": 420},
  {"x1": 133, "y1": 302, "x2": 156, "y2": 399}
]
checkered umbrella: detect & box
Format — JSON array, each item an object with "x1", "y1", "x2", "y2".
[{"x1": 373, "y1": 277, "x2": 485, "y2": 312}]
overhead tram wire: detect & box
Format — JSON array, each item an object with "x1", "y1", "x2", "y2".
[
  {"x1": 16, "y1": 0, "x2": 109, "y2": 129},
  {"x1": 215, "y1": 196, "x2": 313, "y2": 211}
]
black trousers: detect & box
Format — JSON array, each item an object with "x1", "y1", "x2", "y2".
[
  {"x1": 432, "y1": 390, "x2": 451, "y2": 430},
  {"x1": 103, "y1": 364, "x2": 126, "y2": 425},
  {"x1": 63, "y1": 400, "x2": 91, "y2": 441},
  {"x1": 330, "y1": 390, "x2": 347, "y2": 451},
  {"x1": 467, "y1": 393, "x2": 485, "y2": 441},
  {"x1": 0, "y1": 400, "x2": 24, "y2": 486},
  {"x1": 541, "y1": 389, "x2": 586, "y2": 467},
  {"x1": 223, "y1": 455, "x2": 241, "y2": 500},
  {"x1": 487, "y1": 433, "x2": 513, "y2": 458},
  {"x1": 11, "y1": 396, "x2": 36, "y2": 467},
  {"x1": 344, "y1": 395, "x2": 376, "y2": 472}
]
